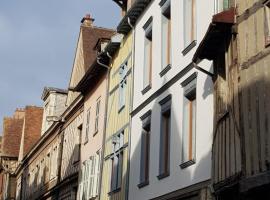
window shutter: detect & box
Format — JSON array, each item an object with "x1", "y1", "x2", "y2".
[{"x1": 94, "y1": 152, "x2": 101, "y2": 197}]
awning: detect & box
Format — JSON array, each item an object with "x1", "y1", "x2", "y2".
[{"x1": 193, "y1": 8, "x2": 236, "y2": 63}]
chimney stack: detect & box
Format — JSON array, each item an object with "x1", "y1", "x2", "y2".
[{"x1": 81, "y1": 14, "x2": 95, "y2": 27}]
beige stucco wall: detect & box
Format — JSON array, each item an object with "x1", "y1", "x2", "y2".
[{"x1": 81, "y1": 73, "x2": 108, "y2": 161}]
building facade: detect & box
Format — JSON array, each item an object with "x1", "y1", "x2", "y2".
[
  {"x1": 128, "y1": 0, "x2": 214, "y2": 199},
  {"x1": 193, "y1": 0, "x2": 270, "y2": 199}
]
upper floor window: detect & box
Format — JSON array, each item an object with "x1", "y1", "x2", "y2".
[
  {"x1": 138, "y1": 111, "x2": 151, "y2": 188},
  {"x1": 215, "y1": 0, "x2": 233, "y2": 13},
  {"x1": 143, "y1": 17, "x2": 153, "y2": 91},
  {"x1": 73, "y1": 125, "x2": 82, "y2": 164},
  {"x1": 183, "y1": 0, "x2": 196, "y2": 48},
  {"x1": 158, "y1": 95, "x2": 171, "y2": 179},
  {"x1": 78, "y1": 151, "x2": 101, "y2": 200},
  {"x1": 94, "y1": 99, "x2": 100, "y2": 134},
  {"x1": 119, "y1": 63, "x2": 128, "y2": 110},
  {"x1": 85, "y1": 108, "x2": 91, "y2": 143},
  {"x1": 111, "y1": 131, "x2": 124, "y2": 192},
  {"x1": 265, "y1": 1, "x2": 270, "y2": 46},
  {"x1": 180, "y1": 75, "x2": 197, "y2": 168},
  {"x1": 160, "y1": 0, "x2": 172, "y2": 70}
]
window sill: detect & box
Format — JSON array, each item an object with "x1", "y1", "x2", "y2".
[
  {"x1": 93, "y1": 131, "x2": 98, "y2": 137},
  {"x1": 118, "y1": 105, "x2": 125, "y2": 113},
  {"x1": 157, "y1": 171, "x2": 170, "y2": 180},
  {"x1": 180, "y1": 159, "x2": 195, "y2": 169},
  {"x1": 108, "y1": 187, "x2": 121, "y2": 195},
  {"x1": 141, "y1": 84, "x2": 151, "y2": 95},
  {"x1": 159, "y1": 64, "x2": 171, "y2": 77},
  {"x1": 137, "y1": 180, "x2": 149, "y2": 188},
  {"x1": 182, "y1": 40, "x2": 197, "y2": 56}
]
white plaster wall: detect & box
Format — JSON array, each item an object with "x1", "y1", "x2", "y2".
[{"x1": 129, "y1": 0, "x2": 215, "y2": 199}]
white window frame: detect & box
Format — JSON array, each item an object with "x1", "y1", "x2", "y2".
[
  {"x1": 94, "y1": 99, "x2": 100, "y2": 134},
  {"x1": 119, "y1": 63, "x2": 128, "y2": 110},
  {"x1": 85, "y1": 108, "x2": 91, "y2": 142}
]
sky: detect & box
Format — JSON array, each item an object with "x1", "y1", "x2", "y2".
[{"x1": 0, "y1": 0, "x2": 120, "y2": 132}]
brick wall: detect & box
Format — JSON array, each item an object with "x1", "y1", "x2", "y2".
[
  {"x1": 2, "y1": 117, "x2": 24, "y2": 157},
  {"x1": 21, "y1": 106, "x2": 43, "y2": 158}
]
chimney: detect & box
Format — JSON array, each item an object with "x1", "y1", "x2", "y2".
[
  {"x1": 81, "y1": 14, "x2": 95, "y2": 27},
  {"x1": 14, "y1": 108, "x2": 25, "y2": 119}
]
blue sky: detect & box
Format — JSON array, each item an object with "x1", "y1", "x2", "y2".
[{"x1": 0, "y1": 0, "x2": 120, "y2": 132}]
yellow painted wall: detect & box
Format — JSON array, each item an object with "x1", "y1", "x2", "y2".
[{"x1": 100, "y1": 32, "x2": 133, "y2": 200}]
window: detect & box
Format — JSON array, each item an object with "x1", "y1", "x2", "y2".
[
  {"x1": 95, "y1": 99, "x2": 100, "y2": 134},
  {"x1": 181, "y1": 76, "x2": 197, "y2": 168},
  {"x1": 143, "y1": 17, "x2": 153, "y2": 90},
  {"x1": 119, "y1": 63, "x2": 128, "y2": 110},
  {"x1": 85, "y1": 108, "x2": 91, "y2": 142},
  {"x1": 161, "y1": 0, "x2": 171, "y2": 70},
  {"x1": 110, "y1": 132, "x2": 124, "y2": 192},
  {"x1": 50, "y1": 146, "x2": 58, "y2": 180},
  {"x1": 45, "y1": 153, "x2": 50, "y2": 183},
  {"x1": 73, "y1": 125, "x2": 82, "y2": 164},
  {"x1": 183, "y1": 0, "x2": 196, "y2": 48},
  {"x1": 138, "y1": 111, "x2": 151, "y2": 188},
  {"x1": 265, "y1": 1, "x2": 270, "y2": 46},
  {"x1": 158, "y1": 95, "x2": 171, "y2": 179},
  {"x1": 77, "y1": 152, "x2": 101, "y2": 200},
  {"x1": 215, "y1": 0, "x2": 232, "y2": 13}
]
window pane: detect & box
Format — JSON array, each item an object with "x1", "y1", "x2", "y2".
[
  {"x1": 144, "y1": 38, "x2": 151, "y2": 87},
  {"x1": 117, "y1": 153, "x2": 123, "y2": 189},
  {"x1": 183, "y1": 97, "x2": 190, "y2": 163},
  {"x1": 184, "y1": 0, "x2": 196, "y2": 47},
  {"x1": 162, "y1": 16, "x2": 169, "y2": 68}
]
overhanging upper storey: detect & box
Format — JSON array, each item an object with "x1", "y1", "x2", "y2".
[
  {"x1": 193, "y1": 7, "x2": 236, "y2": 63},
  {"x1": 117, "y1": 0, "x2": 153, "y2": 34}
]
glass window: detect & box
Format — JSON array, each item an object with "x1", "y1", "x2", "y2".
[
  {"x1": 161, "y1": 0, "x2": 171, "y2": 69},
  {"x1": 119, "y1": 63, "x2": 128, "y2": 110},
  {"x1": 158, "y1": 96, "x2": 171, "y2": 178},
  {"x1": 184, "y1": 0, "x2": 196, "y2": 48},
  {"x1": 85, "y1": 108, "x2": 91, "y2": 142},
  {"x1": 181, "y1": 78, "x2": 197, "y2": 167},
  {"x1": 143, "y1": 17, "x2": 153, "y2": 89},
  {"x1": 95, "y1": 99, "x2": 100, "y2": 134}
]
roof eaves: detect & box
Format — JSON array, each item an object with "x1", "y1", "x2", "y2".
[{"x1": 117, "y1": 0, "x2": 153, "y2": 34}]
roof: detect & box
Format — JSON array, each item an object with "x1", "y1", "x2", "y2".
[
  {"x1": 80, "y1": 26, "x2": 115, "y2": 71},
  {"x1": 193, "y1": 8, "x2": 236, "y2": 63},
  {"x1": 41, "y1": 87, "x2": 68, "y2": 101},
  {"x1": 75, "y1": 33, "x2": 123, "y2": 93},
  {"x1": 117, "y1": 0, "x2": 153, "y2": 34}
]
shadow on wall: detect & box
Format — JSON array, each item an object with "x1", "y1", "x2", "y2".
[{"x1": 129, "y1": 75, "x2": 214, "y2": 200}]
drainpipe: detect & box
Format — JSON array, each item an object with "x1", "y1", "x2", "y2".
[
  {"x1": 97, "y1": 55, "x2": 111, "y2": 200},
  {"x1": 125, "y1": 16, "x2": 135, "y2": 200}
]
